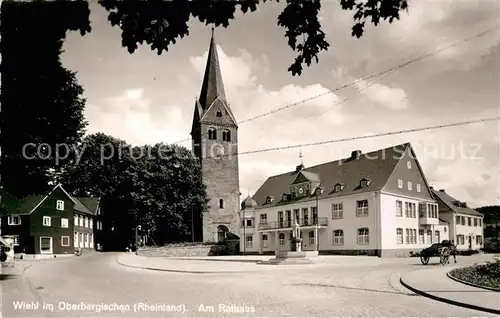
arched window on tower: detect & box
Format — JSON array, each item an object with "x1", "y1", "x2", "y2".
[
  {"x1": 208, "y1": 128, "x2": 217, "y2": 140},
  {"x1": 222, "y1": 130, "x2": 231, "y2": 142},
  {"x1": 216, "y1": 110, "x2": 222, "y2": 117},
  {"x1": 219, "y1": 199, "x2": 224, "y2": 209}
]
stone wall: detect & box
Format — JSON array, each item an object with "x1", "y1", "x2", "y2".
[
  {"x1": 201, "y1": 151, "x2": 240, "y2": 243},
  {"x1": 138, "y1": 242, "x2": 240, "y2": 257},
  {"x1": 139, "y1": 244, "x2": 214, "y2": 257}
]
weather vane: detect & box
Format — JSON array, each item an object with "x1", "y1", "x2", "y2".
[{"x1": 299, "y1": 150, "x2": 303, "y2": 165}]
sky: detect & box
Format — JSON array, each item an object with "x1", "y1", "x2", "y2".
[{"x1": 61, "y1": 0, "x2": 500, "y2": 208}]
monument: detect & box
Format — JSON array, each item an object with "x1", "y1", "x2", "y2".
[{"x1": 259, "y1": 217, "x2": 318, "y2": 265}]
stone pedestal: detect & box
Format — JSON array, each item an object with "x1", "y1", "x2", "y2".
[
  {"x1": 295, "y1": 242, "x2": 301, "y2": 252},
  {"x1": 258, "y1": 251, "x2": 318, "y2": 265}
]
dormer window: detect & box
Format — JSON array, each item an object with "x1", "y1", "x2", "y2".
[
  {"x1": 360, "y1": 178, "x2": 371, "y2": 188},
  {"x1": 334, "y1": 183, "x2": 344, "y2": 192},
  {"x1": 265, "y1": 196, "x2": 274, "y2": 204},
  {"x1": 314, "y1": 186, "x2": 323, "y2": 196},
  {"x1": 282, "y1": 193, "x2": 289, "y2": 201},
  {"x1": 216, "y1": 110, "x2": 222, "y2": 117}
]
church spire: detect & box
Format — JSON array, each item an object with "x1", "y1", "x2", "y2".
[{"x1": 198, "y1": 27, "x2": 226, "y2": 110}]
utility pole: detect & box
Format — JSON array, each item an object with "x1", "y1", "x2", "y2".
[
  {"x1": 315, "y1": 192, "x2": 319, "y2": 251},
  {"x1": 240, "y1": 210, "x2": 246, "y2": 256},
  {"x1": 134, "y1": 211, "x2": 138, "y2": 255},
  {"x1": 191, "y1": 206, "x2": 195, "y2": 243},
  {"x1": 128, "y1": 210, "x2": 138, "y2": 255}
]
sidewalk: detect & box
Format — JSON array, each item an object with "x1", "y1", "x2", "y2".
[{"x1": 400, "y1": 265, "x2": 500, "y2": 315}]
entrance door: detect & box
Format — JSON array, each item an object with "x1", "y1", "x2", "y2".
[{"x1": 40, "y1": 237, "x2": 53, "y2": 254}]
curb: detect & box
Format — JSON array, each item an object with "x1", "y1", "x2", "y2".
[
  {"x1": 139, "y1": 256, "x2": 264, "y2": 263},
  {"x1": 447, "y1": 271, "x2": 500, "y2": 292},
  {"x1": 399, "y1": 277, "x2": 500, "y2": 315},
  {"x1": 115, "y1": 256, "x2": 259, "y2": 274}
]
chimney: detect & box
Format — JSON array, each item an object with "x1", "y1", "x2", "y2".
[
  {"x1": 351, "y1": 150, "x2": 362, "y2": 160},
  {"x1": 439, "y1": 189, "x2": 445, "y2": 192}
]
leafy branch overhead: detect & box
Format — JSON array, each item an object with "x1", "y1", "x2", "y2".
[{"x1": 98, "y1": 0, "x2": 409, "y2": 76}]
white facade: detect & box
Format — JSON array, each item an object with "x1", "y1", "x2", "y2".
[
  {"x1": 240, "y1": 190, "x2": 448, "y2": 257},
  {"x1": 440, "y1": 212, "x2": 484, "y2": 250},
  {"x1": 379, "y1": 191, "x2": 448, "y2": 254}
]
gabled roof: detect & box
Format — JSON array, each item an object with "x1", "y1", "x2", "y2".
[
  {"x1": 26, "y1": 184, "x2": 77, "y2": 214},
  {"x1": 73, "y1": 197, "x2": 93, "y2": 215},
  {"x1": 1, "y1": 194, "x2": 45, "y2": 215},
  {"x1": 77, "y1": 197, "x2": 101, "y2": 215},
  {"x1": 292, "y1": 171, "x2": 320, "y2": 184},
  {"x1": 1, "y1": 184, "x2": 100, "y2": 216},
  {"x1": 253, "y1": 143, "x2": 411, "y2": 208},
  {"x1": 431, "y1": 189, "x2": 483, "y2": 217}
]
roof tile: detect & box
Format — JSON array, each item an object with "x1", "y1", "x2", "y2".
[{"x1": 253, "y1": 143, "x2": 410, "y2": 208}]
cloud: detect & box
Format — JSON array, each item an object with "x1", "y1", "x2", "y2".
[
  {"x1": 319, "y1": 0, "x2": 500, "y2": 77},
  {"x1": 355, "y1": 80, "x2": 409, "y2": 110},
  {"x1": 186, "y1": 45, "x2": 347, "y2": 149},
  {"x1": 84, "y1": 88, "x2": 186, "y2": 146}
]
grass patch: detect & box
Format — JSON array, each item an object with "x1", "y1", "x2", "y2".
[{"x1": 449, "y1": 258, "x2": 500, "y2": 290}]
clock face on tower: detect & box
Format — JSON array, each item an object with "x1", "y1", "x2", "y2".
[{"x1": 298, "y1": 187, "x2": 304, "y2": 194}]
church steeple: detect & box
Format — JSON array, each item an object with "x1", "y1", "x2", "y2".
[
  {"x1": 199, "y1": 28, "x2": 226, "y2": 110},
  {"x1": 190, "y1": 28, "x2": 240, "y2": 244}
]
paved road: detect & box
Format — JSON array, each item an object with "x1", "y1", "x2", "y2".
[{"x1": 1, "y1": 253, "x2": 496, "y2": 317}]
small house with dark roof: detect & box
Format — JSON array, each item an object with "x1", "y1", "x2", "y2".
[
  {"x1": 431, "y1": 188, "x2": 484, "y2": 250},
  {"x1": 0, "y1": 184, "x2": 103, "y2": 258},
  {"x1": 240, "y1": 143, "x2": 451, "y2": 257}
]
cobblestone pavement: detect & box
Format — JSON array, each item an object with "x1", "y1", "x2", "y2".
[{"x1": 1, "y1": 253, "x2": 496, "y2": 318}]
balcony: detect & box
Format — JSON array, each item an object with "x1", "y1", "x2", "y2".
[
  {"x1": 419, "y1": 202, "x2": 439, "y2": 225},
  {"x1": 258, "y1": 217, "x2": 328, "y2": 231}
]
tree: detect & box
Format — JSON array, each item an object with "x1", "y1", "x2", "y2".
[
  {"x1": 132, "y1": 143, "x2": 209, "y2": 243},
  {"x1": 0, "y1": 0, "x2": 91, "y2": 197},
  {"x1": 59, "y1": 133, "x2": 136, "y2": 250},
  {"x1": 98, "y1": 0, "x2": 409, "y2": 76},
  {"x1": 59, "y1": 133, "x2": 209, "y2": 247},
  {"x1": 476, "y1": 206, "x2": 500, "y2": 225}
]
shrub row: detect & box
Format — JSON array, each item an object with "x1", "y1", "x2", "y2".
[{"x1": 449, "y1": 258, "x2": 500, "y2": 290}]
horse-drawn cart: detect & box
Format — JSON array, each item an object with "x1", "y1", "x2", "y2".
[{"x1": 419, "y1": 242, "x2": 451, "y2": 265}]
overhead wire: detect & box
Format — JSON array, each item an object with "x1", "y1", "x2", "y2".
[
  {"x1": 208, "y1": 116, "x2": 500, "y2": 159},
  {"x1": 173, "y1": 25, "x2": 500, "y2": 146}
]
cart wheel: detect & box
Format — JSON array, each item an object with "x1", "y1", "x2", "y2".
[
  {"x1": 440, "y1": 247, "x2": 450, "y2": 265},
  {"x1": 420, "y1": 255, "x2": 430, "y2": 265}
]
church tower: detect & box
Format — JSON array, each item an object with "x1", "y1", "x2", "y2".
[{"x1": 191, "y1": 30, "x2": 240, "y2": 243}]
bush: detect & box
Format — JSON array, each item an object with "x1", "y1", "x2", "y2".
[
  {"x1": 450, "y1": 258, "x2": 500, "y2": 290},
  {"x1": 477, "y1": 258, "x2": 500, "y2": 278}
]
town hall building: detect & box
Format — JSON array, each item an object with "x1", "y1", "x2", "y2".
[{"x1": 240, "y1": 143, "x2": 484, "y2": 257}]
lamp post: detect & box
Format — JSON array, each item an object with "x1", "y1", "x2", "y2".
[
  {"x1": 314, "y1": 187, "x2": 322, "y2": 251},
  {"x1": 191, "y1": 206, "x2": 195, "y2": 243},
  {"x1": 240, "y1": 210, "x2": 246, "y2": 256},
  {"x1": 128, "y1": 210, "x2": 138, "y2": 255}
]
